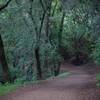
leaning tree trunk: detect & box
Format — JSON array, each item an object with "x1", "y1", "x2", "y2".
[{"x1": 0, "y1": 35, "x2": 10, "y2": 82}]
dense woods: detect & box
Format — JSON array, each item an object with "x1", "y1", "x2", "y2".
[{"x1": 0, "y1": 0, "x2": 100, "y2": 85}]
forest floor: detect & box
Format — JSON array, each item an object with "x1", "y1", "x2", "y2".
[{"x1": 0, "y1": 63, "x2": 100, "y2": 100}]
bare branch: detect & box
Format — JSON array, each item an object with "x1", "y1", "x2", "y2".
[
  {"x1": 39, "y1": 10, "x2": 46, "y2": 39},
  {"x1": 52, "y1": 0, "x2": 58, "y2": 16}
]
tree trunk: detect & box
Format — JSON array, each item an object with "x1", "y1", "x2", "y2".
[
  {"x1": 54, "y1": 61, "x2": 61, "y2": 76},
  {"x1": 0, "y1": 35, "x2": 10, "y2": 82},
  {"x1": 55, "y1": 12, "x2": 66, "y2": 76},
  {"x1": 35, "y1": 47, "x2": 42, "y2": 80},
  {"x1": 58, "y1": 11, "x2": 66, "y2": 50},
  {"x1": 43, "y1": 0, "x2": 52, "y2": 77}
]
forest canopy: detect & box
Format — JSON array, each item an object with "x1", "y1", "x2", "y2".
[{"x1": 0, "y1": 0, "x2": 100, "y2": 84}]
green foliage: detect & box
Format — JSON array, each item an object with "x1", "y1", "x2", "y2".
[
  {"x1": 0, "y1": 0, "x2": 100, "y2": 85},
  {"x1": 92, "y1": 41, "x2": 100, "y2": 65},
  {"x1": 0, "y1": 83, "x2": 19, "y2": 96},
  {"x1": 40, "y1": 42, "x2": 62, "y2": 77},
  {"x1": 96, "y1": 73, "x2": 100, "y2": 81},
  {"x1": 92, "y1": 39, "x2": 100, "y2": 87},
  {"x1": 96, "y1": 73, "x2": 100, "y2": 87}
]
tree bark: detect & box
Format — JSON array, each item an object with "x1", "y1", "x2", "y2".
[
  {"x1": 0, "y1": 35, "x2": 10, "y2": 82},
  {"x1": 35, "y1": 47, "x2": 42, "y2": 80},
  {"x1": 43, "y1": 0, "x2": 52, "y2": 76},
  {"x1": 55, "y1": 11, "x2": 66, "y2": 76},
  {"x1": 58, "y1": 11, "x2": 66, "y2": 50}
]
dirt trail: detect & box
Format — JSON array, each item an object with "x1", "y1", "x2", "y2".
[{"x1": 0, "y1": 63, "x2": 100, "y2": 100}]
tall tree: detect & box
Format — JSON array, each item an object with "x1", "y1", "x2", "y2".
[
  {"x1": 0, "y1": 35, "x2": 10, "y2": 82},
  {"x1": 0, "y1": 0, "x2": 12, "y2": 82}
]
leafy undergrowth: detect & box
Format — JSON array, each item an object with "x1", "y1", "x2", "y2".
[
  {"x1": 0, "y1": 83, "x2": 20, "y2": 96},
  {"x1": 0, "y1": 72, "x2": 70, "y2": 96},
  {"x1": 96, "y1": 73, "x2": 100, "y2": 87}
]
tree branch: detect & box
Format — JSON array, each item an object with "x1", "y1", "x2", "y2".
[
  {"x1": 0, "y1": 0, "x2": 12, "y2": 11},
  {"x1": 39, "y1": 0, "x2": 46, "y2": 11},
  {"x1": 28, "y1": 0, "x2": 38, "y2": 35},
  {"x1": 52, "y1": 0, "x2": 58, "y2": 16}
]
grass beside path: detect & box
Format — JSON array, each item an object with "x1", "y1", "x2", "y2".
[
  {"x1": 0, "y1": 83, "x2": 19, "y2": 96},
  {"x1": 0, "y1": 72, "x2": 71, "y2": 96},
  {"x1": 57, "y1": 72, "x2": 71, "y2": 78}
]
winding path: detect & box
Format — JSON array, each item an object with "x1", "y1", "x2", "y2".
[{"x1": 0, "y1": 63, "x2": 100, "y2": 100}]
